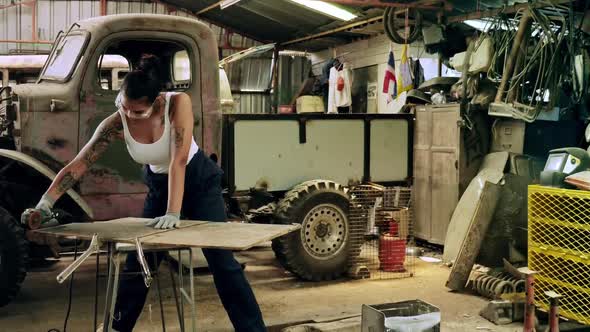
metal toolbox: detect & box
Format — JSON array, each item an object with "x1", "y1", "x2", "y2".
[{"x1": 361, "y1": 300, "x2": 441, "y2": 332}]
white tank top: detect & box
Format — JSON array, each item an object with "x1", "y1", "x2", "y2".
[{"x1": 118, "y1": 92, "x2": 199, "y2": 174}]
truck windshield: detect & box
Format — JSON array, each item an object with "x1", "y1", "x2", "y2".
[{"x1": 41, "y1": 33, "x2": 88, "y2": 81}]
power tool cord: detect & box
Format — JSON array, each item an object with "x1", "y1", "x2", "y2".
[{"x1": 47, "y1": 242, "x2": 78, "y2": 332}]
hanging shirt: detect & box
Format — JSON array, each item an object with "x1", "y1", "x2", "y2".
[
  {"x1": 327, "y1": 66, "x2": 339, "y2": 114},
  {"x1": 335, "y1": 63, "x2": 352, "y2": 108}
]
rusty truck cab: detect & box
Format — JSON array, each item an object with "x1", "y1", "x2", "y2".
[{"x1": 5, "y1": 14, "x2": 222, "y2": 220}]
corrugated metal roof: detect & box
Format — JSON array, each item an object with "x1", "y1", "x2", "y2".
[
  {"x1": 164, "y1": 0, "x2": 373, "y2": 51},
  {"x1": 162, "y1": 0, "x2": 573, "y2": 51}
]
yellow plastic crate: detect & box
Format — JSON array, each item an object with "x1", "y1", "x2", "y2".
[{"x1": 528, "y1": 185, "x2": 590, "y2": 324}]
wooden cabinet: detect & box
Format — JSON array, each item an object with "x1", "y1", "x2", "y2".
[{"x1": 413, "y1": 104, "x2": 489, "y2": 245}]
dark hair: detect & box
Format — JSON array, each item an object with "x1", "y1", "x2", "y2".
[{"x1": 121, "y1": 54, "x2": 162, "y2": 103}]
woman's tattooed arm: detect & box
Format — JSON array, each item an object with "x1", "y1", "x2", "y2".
[{"x1": 45, "y1": 113, "x2": 123, "y2": 198}]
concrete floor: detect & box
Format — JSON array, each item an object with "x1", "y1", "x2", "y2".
[{"x1": 0, "y1": 246, "x2": 524, "y2": 332}]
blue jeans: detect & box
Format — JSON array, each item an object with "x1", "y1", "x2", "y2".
[{"x1": 112, "y1": 150, "x2": 266, "y2": 332}]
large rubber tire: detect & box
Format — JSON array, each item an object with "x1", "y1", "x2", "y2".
[
  {"x1": 272, "y1": 180, "x2": 357, "y2": 281},
  {"x1": 384, "y1": 7, "x2": 422, "y2": 44},
  {"x1": 0, "y1": 206, "x2": 28, "y2": 307}
]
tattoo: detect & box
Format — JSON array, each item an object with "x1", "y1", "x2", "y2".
[
  {"x1": 173, "y1": 127, "x2": 185, "y2": 149},
  {"x1": 82, "y1": 118, "x2": 123, "y2": 166},
  {"x1": 58, "y1": 171, "x2": 77, "y2": 194}
]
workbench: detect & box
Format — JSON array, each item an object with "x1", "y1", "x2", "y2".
[{"x1": 35, "y1": 218, "x2": 300, "y2": 332}]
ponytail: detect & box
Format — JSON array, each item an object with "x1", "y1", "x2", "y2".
[{"x1": 121, "y1": 54, "x2": 163, "y2": 103}]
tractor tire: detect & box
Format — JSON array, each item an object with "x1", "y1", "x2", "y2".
[
  {"x1": 272, "y1": 180, "x2": 359, "y2": 281},
  {"x1": 0, "y1": 206, "x2": 28, "y2": 307}
]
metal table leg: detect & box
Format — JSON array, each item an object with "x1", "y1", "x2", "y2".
[
  {"x1": 103, "y1": 243, "x2": 122, "y2": 332},
  {"x1": 173, "y1": 248, "x2": 197, "y2": 332}
]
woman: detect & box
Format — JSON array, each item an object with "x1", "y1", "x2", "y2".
[{"x1": 24, "y1": 55, "x2": 266, "y2": 332}]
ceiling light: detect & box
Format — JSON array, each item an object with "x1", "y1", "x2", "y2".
[
  {"x1": 288, "y1": 0, "x2": 357, "y2": 21},
  {"x1": 220, "y1": 0, "x2": 241, "y2": 10}
]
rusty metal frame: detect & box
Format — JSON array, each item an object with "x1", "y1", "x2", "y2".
[
  {"x1": 100, "y1": 0, "x2": 107, "y2": 16},
  {"x1": 0, "y1": 0, "x2": 53, "y2": 45}
]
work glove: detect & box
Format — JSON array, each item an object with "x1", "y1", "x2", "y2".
[
  {"x1": 21, "y1": 194, "x2": 55, "y2": 225},
  {"x1": 147, "y1": 212, "x2": 181, "y2": 229}
]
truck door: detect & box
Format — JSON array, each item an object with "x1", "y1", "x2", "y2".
[{"x1": 78, "y1": 33, "x2": 199, "y2": 220}]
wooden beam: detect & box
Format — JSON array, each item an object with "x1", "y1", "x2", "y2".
[
  {"x1": 281, "y1": 15, "x2": 383, "y2": 46},
  {"x1": 196, "y1": 1, "x2": 222, "y2": 15},
  {"x1": 447, "y1": 0, "x2": 576, "y2": 23}
]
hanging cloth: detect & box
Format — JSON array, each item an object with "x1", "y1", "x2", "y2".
[
  {"x1": 335, "y1": 63, "x2": 352, "y2": 108},
  {"x1": 327, "y1": 66, "x2": 339, "y2": 113},
  {"x1": 397, "y1": 44, "x2": 414, "y2": 95}
]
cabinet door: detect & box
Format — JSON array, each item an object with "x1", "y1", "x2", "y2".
[
  {"x1": 429, "y1": 106, "x2": 460, "y2": 244},
  {"x1": 413, "y1": 107, "x2": 432, "y2": 241}
]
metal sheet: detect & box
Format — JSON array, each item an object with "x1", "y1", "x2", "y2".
[
  {"x1": 442, "y1": 152, "x2": 508, "y2": 263},
  {"x1": 233, "y1": 119, "x2": 365, "y2": 191},
  {"x1": 140, "y1": 222, "x2": 301, "y2": 250},
  {"x1": 0, "y1": 1, "x2": 259, "y2": 55},
  {"x1": 369, "y1": 119, "x2": 409, "y2": 182},
  {"x1": 446, "y1": 181, "x2": 502, "y2": 291},
  {"x1": 36, "y1": 219, "x2": 300, "y2": 251},
  {"x1": 232, "y1": 93, "x2": 271, "y2": 114},
  {"x1": 36, "y1": 218, "x2": 206, "y2": 242}
]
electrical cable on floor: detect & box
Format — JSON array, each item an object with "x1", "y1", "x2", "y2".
[{"x1": 47, "y1": 241, "x2": 78, "y2": 332}]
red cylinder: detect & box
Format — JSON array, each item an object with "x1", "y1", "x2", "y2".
[
  {"x1": 379, "y1": 234, "x2": 406, "y2": 272},
  {"x1": 388, "y1": 221, "x2": 399, "y2": 237}
]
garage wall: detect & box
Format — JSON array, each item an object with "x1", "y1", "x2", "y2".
[
  {"x1": 311, "y1": 34, "x2": 457, "y2": 113},
  {"x1": 0, "y1": 0, "x2": 259, "y2": 55}
]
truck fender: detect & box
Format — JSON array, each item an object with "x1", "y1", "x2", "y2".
[{"x1": 0, "y1": 149, "x2": 94, "y2": 219}]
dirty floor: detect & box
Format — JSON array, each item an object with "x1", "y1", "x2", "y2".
[{"x1": 0, "y1": 245, "x2": 523, "y2": 332}]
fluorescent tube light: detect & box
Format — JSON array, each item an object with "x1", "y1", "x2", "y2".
[{"x1": 288, "y1": 0, "x2": 357, "y2": 21}]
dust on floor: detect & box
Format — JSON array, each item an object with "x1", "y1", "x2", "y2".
[{"x1": 0, "y1": 246, "x2": 522, "y2": 331}]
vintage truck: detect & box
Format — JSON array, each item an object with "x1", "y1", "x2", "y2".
[{"x1": 0, "y1": 14, "x2": 412, "y2": 306}]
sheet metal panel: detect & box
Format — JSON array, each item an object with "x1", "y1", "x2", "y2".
[
  {"x1": 0, "y1": 0, "x2": 258, "y2": 55},
  {"x1": 233, "y1": 119, "x2": 365, "y2": 191},
  {"x1": 36, "y1": 218, "x2": 206, "y2": 242},
  {"x1": 232, "y1": 93, "x2": 271, "y2": 114},
  {"x1": 36, "y1": 218, "x2": 300, "y2": 250},
  {"x1": 369, "y1": 119, "x2": 409, "y2": 182}
]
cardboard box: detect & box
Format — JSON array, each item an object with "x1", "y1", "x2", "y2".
[{"x1": 296, "y1": 96, "x2": 324, "y2": 113}]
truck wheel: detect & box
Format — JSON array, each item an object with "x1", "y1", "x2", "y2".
[
  {"x1": 272, "y1": 180, "x2": 357, "y2": 281},
  {"x1": 0, "y1": 206, "x2": 28, "y2": 307}
]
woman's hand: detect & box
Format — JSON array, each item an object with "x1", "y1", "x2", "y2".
[{"x1": 147, "y1": 212, "x2": 181, "y2": 229}]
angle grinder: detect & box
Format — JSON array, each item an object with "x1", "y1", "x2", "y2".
[{"x1": 21, "y1": 208, "x2": 71, "y2": 230}]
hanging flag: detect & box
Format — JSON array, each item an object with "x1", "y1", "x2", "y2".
[
  {"x1": 382, "y1": 50, "x2": 397, "y2": 102},
  {"x1": 397, "y1": 44, "x2": 414, "y2": 94}
]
